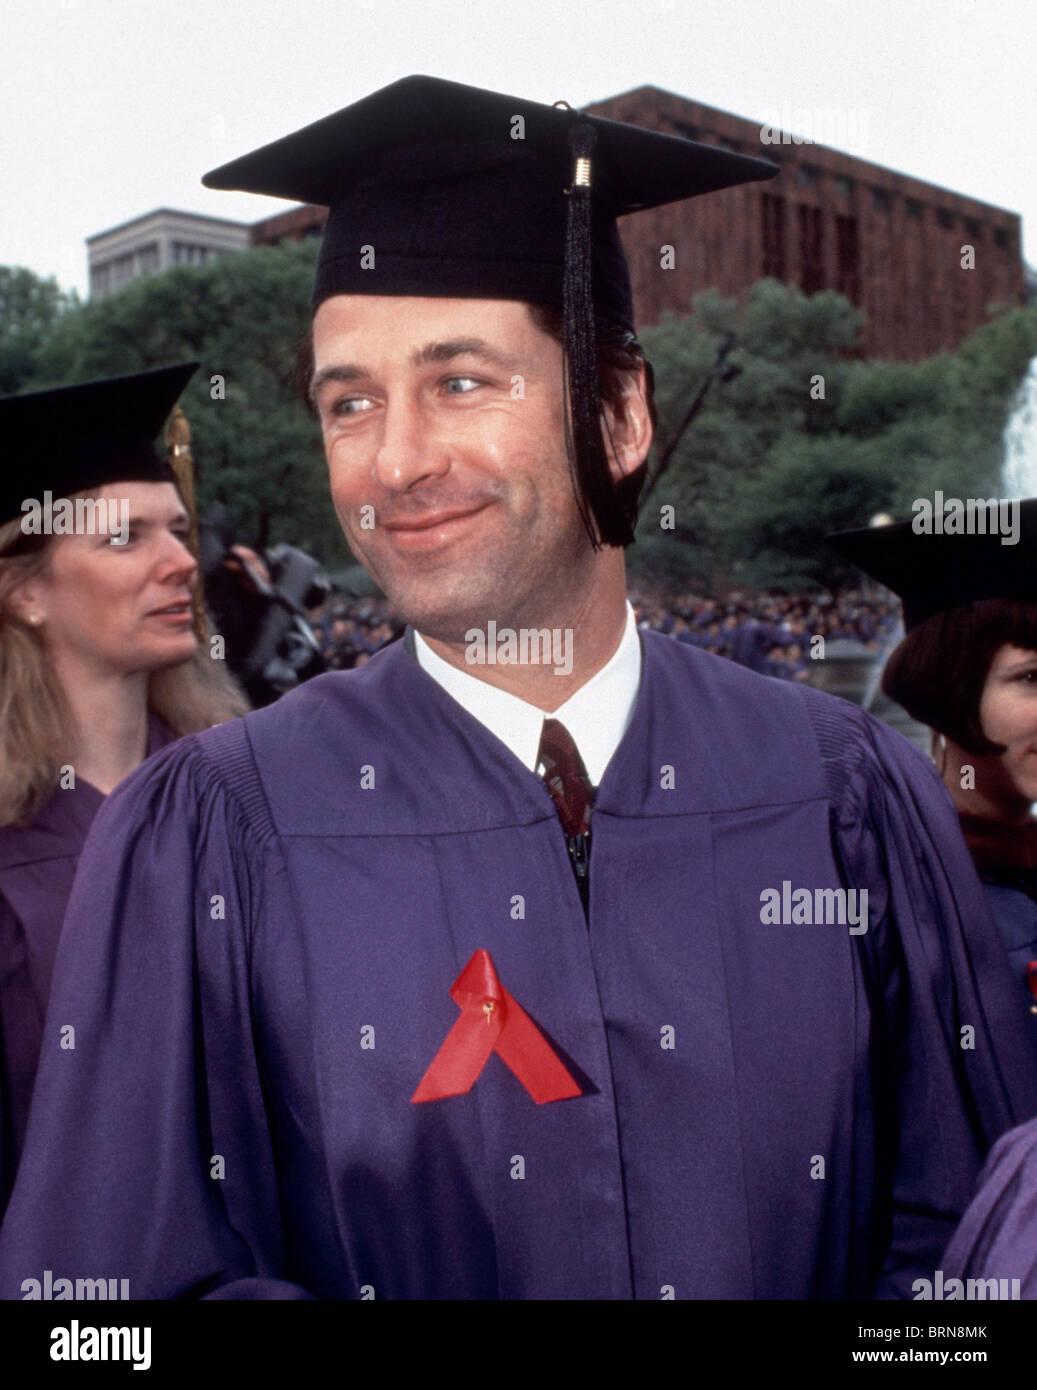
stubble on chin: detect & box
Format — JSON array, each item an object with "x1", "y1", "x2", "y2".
[{"x1": 380, "y1": 563, "x2": 519, "y2": 646}]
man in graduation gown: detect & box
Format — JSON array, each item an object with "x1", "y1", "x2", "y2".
[{"x1": 2, "y1": 76, "x2": 1037, "y2": 1300}]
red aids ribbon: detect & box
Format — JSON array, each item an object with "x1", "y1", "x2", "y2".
[{"x1": 411, "y1": 950, "x2": 582, "y2": 1104}]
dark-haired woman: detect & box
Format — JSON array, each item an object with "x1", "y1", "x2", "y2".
[
  {"x1": 831, "y1": 503, "x2": 1037, "y2": 1030},
  {"x1": 832, "y1": 503, "x2": 1037, "y2": 1292},
  {"x1": 883, "y1": 598, "x2": 1037, "y2": 1024}
]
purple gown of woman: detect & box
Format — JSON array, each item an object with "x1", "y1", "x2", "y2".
[{"x1": 0, "y1": 717, "x2": 176, "y2": 1210}]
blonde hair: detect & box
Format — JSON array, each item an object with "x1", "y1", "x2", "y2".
[{"x1": 0, "y1": 508, "x2": 250, "y2": 827}]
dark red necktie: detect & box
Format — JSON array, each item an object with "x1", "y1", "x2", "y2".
[
  {"x1": 538, "y1": 719, "x2": 594, "y2": 906},
  {"x1": 537, "y1": 718, "x2": 593, "y2": 836}
]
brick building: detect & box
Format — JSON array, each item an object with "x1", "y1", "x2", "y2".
[
  {"x1": 249, "y1": 203, "x2": 327, "y2": 248},
  {"x1": 584, "y1": 87, "x2": 1024, "y2": 359}
]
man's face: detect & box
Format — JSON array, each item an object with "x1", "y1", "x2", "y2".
[{"x1": 311, "y1": 295, "x2": 593, "y2": 641}]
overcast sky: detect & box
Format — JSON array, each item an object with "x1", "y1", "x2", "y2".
[{"x1": 2, "y1": 0, "x2": 1034, "y2": 298}]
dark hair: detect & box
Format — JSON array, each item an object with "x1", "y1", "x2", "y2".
[
  {"x1": 525, "y1": 302, "x2": 657, "y2": 434},
  {"x1": 292, "y1": 302, "x2": 656, "y2": 542},
  {"x1": 881, "y1": 598, "x2": 1037, "y2": 755}
]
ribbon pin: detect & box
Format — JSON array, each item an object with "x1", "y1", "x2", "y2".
[{"x1": 411, "y1": 949, "x2": 582, "y2": 1105}]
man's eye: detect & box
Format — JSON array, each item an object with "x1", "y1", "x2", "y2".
[
  {"x1": 108, "y1": 531, "x2": 134, "y2": 546},
  {"x1": 444, "y1": 376, "x2": 481, "y2": 394},
  {"x1": 331, "y1": 396, "x2": 374, "y2": 417}
]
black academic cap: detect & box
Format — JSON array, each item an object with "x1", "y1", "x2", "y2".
[
  {"x1": 827, "y1": 500, "x2": 1037, "y2": 630},
  {"x1": 0, "y1": 363, "x2": 198, "y2": 527},
  {"x1": 203, "y1": 74, "x2": 777, "y2": 326},
  {"x1": 203, "y1": 75, "x2": 777, "y2": 547}
]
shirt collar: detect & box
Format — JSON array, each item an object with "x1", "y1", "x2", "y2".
[{"x1": 412, "y1": 601, "x2": 642, "y2": 785}]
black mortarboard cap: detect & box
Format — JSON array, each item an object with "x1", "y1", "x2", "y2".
[
  {"x1": 203, "y1": 75, "x2": 777, "y2": 547},
  {"x1": 0, "y1": 363, "x2": 198, "y2": 527},
  {"x1": 827, "y1": 500, "x2": 1037, "y2": 629}
]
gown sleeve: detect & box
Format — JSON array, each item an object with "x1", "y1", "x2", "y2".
[
  {"x1": 0, "y1": 724, "x2": 315, "y2": 1300},
  {"x1": 805, "y1": 691, "x2": 1037, "y2": 1298},
  {"x1": 940, "y1": 1115, "x2": 1037, "y2": 1294}
]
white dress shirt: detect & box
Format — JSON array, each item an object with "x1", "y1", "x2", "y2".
[{"x1": 412, "y1": 601, "x2": 643, "y2": 786}]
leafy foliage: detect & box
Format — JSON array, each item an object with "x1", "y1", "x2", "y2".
[
  {"x1": 0, "y1": 266, "x2": 79, "y2": 394},
  {"x1": 632, "y1": 280, "x2": 1037, "y2": 593}
]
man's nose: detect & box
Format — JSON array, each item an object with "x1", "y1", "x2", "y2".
[{"x1": 372, "y1": 396, "x2": 450, "y2": 491}]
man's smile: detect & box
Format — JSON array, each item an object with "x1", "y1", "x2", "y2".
[{"x1": 379, "y1": 502, "x2": 494, "y2": 551}]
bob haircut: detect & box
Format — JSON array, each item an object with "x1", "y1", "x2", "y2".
[{"x1": 881, "y1": 597, "x2": 1037, "y2": 757}]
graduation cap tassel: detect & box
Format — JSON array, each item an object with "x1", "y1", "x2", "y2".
[
  {"x1": 165, "y1": 404, "x2": 208, "y2": 643},
  {"x1": 563, "y1": 122, "x2": 635, "y2": 549}
]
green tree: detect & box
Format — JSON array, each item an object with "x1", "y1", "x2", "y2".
[
  {"x1": 631, "y1": 280, "x2": 1037, "y2": 593},
  {"x1": 0, "y1": 266, "x2": 78, "y2": 394}
]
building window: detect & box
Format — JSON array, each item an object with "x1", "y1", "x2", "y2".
[
  {"x1": 172, "y1": 241, "x2": 211, "y2": 265},
  {"x1": 871, "y1": 188, "x2": 891, "y2": 211},
  {"x1": 965, "y1": 217, "x2": 981, "y2": 239},
  {"x1": 798, "y1": 204, "x2": 824, "y2": 294},
  {"x1": 761, "y1": 193, "x2": 787, "y2": 280},
  {"x1": 905, "y1": 198, "x2": 922, "y2": 219},
  {"x1": 835, "y1": 215, "x2": 860, "y2": 304},
  {"x1": 90, "y1": 262, "x2": 111, "y2": 297},
  {"x1": 994, "y1": 227, "x2": 1010, "y2": 249},
  {"x1": 672, "y1": 120, "x2": 700, "y2": 142},
  {"x1": 136, "y1": 242, "x2": 159, "y2": 273},
  {"x1": 835, "y1": 176, "x2": 852, "y2": 199},
  {"x1": 937, "y1": 209, "x2": 954, "y2": 230},
  {"x1": 112, "y1": 253, "x2": 134, "y2": 286},
  {"x1": 797, "y1": 164, "x2": 820, "y2": 187}
]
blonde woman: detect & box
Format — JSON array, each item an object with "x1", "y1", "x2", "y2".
[{"x1": 0, "y1": 365, "x2": 248, "y2": 1210}]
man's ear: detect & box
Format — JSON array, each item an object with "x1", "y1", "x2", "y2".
[{"x1": 601, "y1": 362, "x2": 653, "y2": 485}]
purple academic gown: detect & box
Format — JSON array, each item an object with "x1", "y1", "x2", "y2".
[
  {"x1": 1, "y1": 634, "x2": 1036, "y2": 1300},
  {"x1": 0, "y1": 717, "x2": 177, "y2": 1211}
]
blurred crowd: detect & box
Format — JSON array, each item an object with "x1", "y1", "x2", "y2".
[
  {"x1": 306, "y1": 588, "x2": 901, "y2": 681},
  {"x1": 630, "y1": 589, "x2": 901, "y2": 682},
  {"x1": 306, "y1": 596, "x2": 405, "y2": 670}
]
